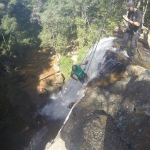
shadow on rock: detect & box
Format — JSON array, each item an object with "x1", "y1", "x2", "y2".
[{"x1": 87, "y1": 50, "x2": 129, "y2": 88}]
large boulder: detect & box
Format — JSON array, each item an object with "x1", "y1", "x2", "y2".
[
  {"x1": 47, "y1": 43, "x2": 150, "y2": 150},
  {"x1": 48, "y1": 66, "x2": 150, "y2": 150}
]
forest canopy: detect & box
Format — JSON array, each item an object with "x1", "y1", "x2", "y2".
[{"x1": 0, "y1": 0, "x2": 149, "y2": 62}]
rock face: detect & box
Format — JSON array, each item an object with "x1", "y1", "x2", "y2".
[
  {"x1": 114, "y1": 25, "x2": 150, "y2": 48},
  {"x1": 46, "y1": 41, "x2": 150, "y2": 150},
  {"x1": 139, "y1": 26, "x2": 150, "y2": 48},
  {"x1": 61, "y1": 101, "x2": 129, "y2": 150}
]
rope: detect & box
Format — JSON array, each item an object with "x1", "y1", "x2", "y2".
[
  {"x1": 46, "y1": 0, "x2": 115, "y2": 115},
  {"x1": 50, "y1": 80, "x2": 78, "y2": 114},
  {"x1": 86, "y1": 0, "x2": 114, "y2": 73},
  {"x1": 79, "y1": 0, "x2": 115, "y2": 73},
  {"x1": 21, "y1": 71, "x2": 60, "y2": 89}
]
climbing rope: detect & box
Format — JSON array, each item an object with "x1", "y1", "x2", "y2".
[
  {"x1": 41, "y1": 0, "x2": 118, "y2": 117},
  {"x1": 86, "y1": 0, "x2": 115, "y2": 73},
  {"x1": 76, "y1": 0, "x2": 115, "y2": 73},
  {"x1": 50, "y1": 80, "x2": 78, "y2": 114},
  {"x1": 21, "y1": 71, "x2": 60, "y2": 89},
  {"x1": 47, "y1": 0, "x2": 116, "y2": 115}
]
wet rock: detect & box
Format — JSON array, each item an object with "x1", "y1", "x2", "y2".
[
  {"x1": 67, "y1": 102, "x2": 75, "y2": 109},
  {"x1": 47, "y1": 39, "x2": 150, "y2": 150},
  {"x1": 87, "y1": 50, "x2": 129, "y2": 88},
  {"x1": 50, "y1": 66, "x2": 150, "y2": 150},
  {"x1": 38, "y1": 88, "x2": 49, "y2": 97}
]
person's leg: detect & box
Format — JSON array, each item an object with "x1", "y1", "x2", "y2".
[
  {"x1": 78, "y1": 73, "x2": 88, "y2": 85},
  {"x1": 83, "y1": 73, "x2": 88, "y2": 83},
  {"x1": 119, "y1": 31, "x2": 131, "y2": 51},
  {"x1": 78, "y1": 77, "x2": 84, "y2": 84},
  {"x1": 130, "y1": 32, "x2": 140, "y2": 57}
]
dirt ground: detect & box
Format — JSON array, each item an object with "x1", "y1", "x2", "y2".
[
  {"x1": 19, "y1": 49, "x2": 62, "y2": 109},
  {"x1": 20, "y1": 49, "x2": 56, "y2": 91}
]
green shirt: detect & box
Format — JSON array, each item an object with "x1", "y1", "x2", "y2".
[{"x1": 72, "y1": 65, "x2": 84, "y2": 78}]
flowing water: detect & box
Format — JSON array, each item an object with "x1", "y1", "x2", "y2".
[
  {"x1": 24, "y1": 37, "x2": 116, "y2": 150},
  {"x1": 40, "y1": 37, "x2": 116, "y2": 120}
]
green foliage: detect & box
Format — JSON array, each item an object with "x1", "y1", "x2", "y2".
[
  {"x1": 77, "y1": 46, "x2": 89, "y2": 62},
  {"x1": 144, "y1": 2, "x2": 150, "y2": 28},
  {"x1": 1, "y1": 15, "x2": 17, "y2": 34},
  {"x1": 0, "y1": 84, "x2": 11, "y2": 119},
  {"x1": 0, "y1": 2, "x2": 6, "y2": 20},
  {"x1": 58, "y1": 55, "x2": 73, "y2": 80},
  {"x1": 0, "y1": 0, "x2": 150, "y2": 64},
  {"x1": 55, "y1": 34, "x2": 68, "y2": 54},
  {"x1": 0, "y1": 0, "x2": 41, "y2": 56},
  {"x1": 0, "y1": 42, "x2": 8, "y2": 55},
  {"x1": 8, "y1": 1, "x2": 31, "y2": 29}
]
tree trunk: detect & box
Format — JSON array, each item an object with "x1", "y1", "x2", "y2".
[
  {"x1": 142, "y1": 0, "x2": 149, "y2": 24},
  {"x1": 80, "y1": 0, "x2": 91, "y2": 30},
  {"x1": 1, "y1": 32, "x2": 9, "y2": 51},
  {"x1": 137, "y1": 0, "x2": 142, "y2": 8}
]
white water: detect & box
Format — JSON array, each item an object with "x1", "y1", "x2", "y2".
[
  {"x1": 24, "y1": 37, "x2": 117, "y2": 150},
  {"x1": 40, "y1": 37, "x2": 116, "y2": 120},
  {"x1": 24, "y1": 126, "x2": 48, "y2": 150}
]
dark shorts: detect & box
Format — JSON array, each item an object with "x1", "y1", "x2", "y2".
[{"x1": 78, "y1": 73, "x2": 88, "y2": 84}]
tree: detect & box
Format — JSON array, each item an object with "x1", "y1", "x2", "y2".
[{"x1": 0, "y1": 0, "x2": 41, "y2": 56}]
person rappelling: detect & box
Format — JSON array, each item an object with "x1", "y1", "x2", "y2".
[
  {"x1": 117, "y1": 1, "x2": 142, "y2": 58},
  {"x1": 70, "y1": 59, "x2": 89, "y2": 85}
]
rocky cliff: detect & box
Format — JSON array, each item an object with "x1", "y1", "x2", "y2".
[{"x1": 46, "y1": 39, "x2": 150, "y2": 150}]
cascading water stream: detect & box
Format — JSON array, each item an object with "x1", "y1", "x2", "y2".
[
  {"x1": 24, "y1": 37, "x2": 116, "y2": 150},
  {"x1": 40, "y1": 37, "x2": 116, "y2": 120}
]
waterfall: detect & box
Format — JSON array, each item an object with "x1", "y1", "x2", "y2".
[{"x1": 40, "y1": 37, "x2": 116, "y2": 120}]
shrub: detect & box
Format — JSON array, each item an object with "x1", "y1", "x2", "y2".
[
  {"x1": 77, "y1": 46, "x2": 89, "y2": 63},
  {"x1": 58, "y1": 55, "x2": 73, "y2": 81}
]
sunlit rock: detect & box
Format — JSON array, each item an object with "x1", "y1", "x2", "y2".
[
  {"x1": 46, "y1": 38, "x2": 150, "y2": 150},
  {"x1": 125, "y1": 65, "x2": 146, "y2": 77}
]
